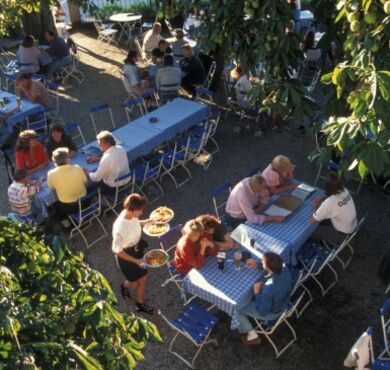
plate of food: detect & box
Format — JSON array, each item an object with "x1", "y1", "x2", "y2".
[
  {"x1": 143, "y1": 222, "x2": 170, "y2": 237},
  {"x1": 143, "y1": 249, "x2": 169, "y2": 268},
  {"x1": 150, "y1": 206, "x2": 174, "y2": 223}
]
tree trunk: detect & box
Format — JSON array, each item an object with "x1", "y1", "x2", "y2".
[{"x1": 21, "y1": 0, "x2": 57, "y2": 43}]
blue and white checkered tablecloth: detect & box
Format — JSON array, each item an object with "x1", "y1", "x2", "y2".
[
  {"x1": 231, "y1": 223, "x2": 291, "y2": 263},
  {"x1": 183, "y1": 249, "x2": 264, "y2": 330},
  {"x1": 32, "y1": 154, "x2": 98, "y2": 218},
  {"x1": 247, "y1": 189, "x2": 324, "y2": 254},
  {"x1": 0, "y1": 90, "x2": 44, "y2": 129}
]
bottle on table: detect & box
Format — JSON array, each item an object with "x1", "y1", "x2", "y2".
[{"x1": 234, "y1": 250, "x2": 242, "y2": 270}]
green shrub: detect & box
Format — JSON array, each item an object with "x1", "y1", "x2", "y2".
[{"x1": 0, "y1": 218, "x2": 161, "y2": 369}]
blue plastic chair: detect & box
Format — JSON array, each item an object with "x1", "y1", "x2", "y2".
[
  {"x1": 159, "y1": 302, "x2": 219, "y2": 369},
  {"x1": 90, "y1": 103, "x2": 115, "y2": 134}
]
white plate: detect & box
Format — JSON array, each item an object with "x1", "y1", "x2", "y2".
[
  {"x1": 143, "y1": 249, "x2": 169, "y2": 268},
  {"x1": 149, "y1": 207, "x2": 174, "y2": 223},
  {"x1": 143, "y1": 222, "x2": 170, "y2": 237}
]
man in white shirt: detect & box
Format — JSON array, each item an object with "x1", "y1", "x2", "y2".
[
  {"x1": 142, "y1": 23, "x2": 162, "y2": 57},
  {"x1": 86, "y1": 131, "x2": 130, "y2": 195},
  {"x1": 310, "y1": 171, "x2": 357, "y2": 244}
]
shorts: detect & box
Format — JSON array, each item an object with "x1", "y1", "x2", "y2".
[{"x1": 117, "y1": 239, "x2": 148, "y2": 282}]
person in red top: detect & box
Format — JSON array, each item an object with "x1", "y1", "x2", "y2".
[
  {"x1": 174, "y1": 219, "x2": 215, "y2": 276},
  {"x1": 15, "y1": 130, "x2": 49, "y2": 175}
]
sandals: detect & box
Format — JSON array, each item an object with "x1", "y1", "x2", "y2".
[
  {"x1": 135, "y1": 302, "x2": 157, "y2": 315},
  {"x1": 120, "y1": 281, "x2": 131, "y2": 303}
]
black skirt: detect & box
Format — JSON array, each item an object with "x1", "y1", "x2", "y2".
[{"x1": 117, "y1": 239, "x2": 148, "y2": 282}]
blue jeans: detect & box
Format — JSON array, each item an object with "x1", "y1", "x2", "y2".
[
  {"x1": 47, "y1": 55, "x2": 72, "y2": 78},
  {"x1": 237, "y1": 300, "x2": 281, "y2": 334}
]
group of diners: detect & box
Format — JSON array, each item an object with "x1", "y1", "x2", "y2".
[
  {"x1": 16, "y1": 32, "x2": 71, "y2": 80},
  {"x1": 225, "y1": 154, "x2": 357, "y2": 244},
  {"x1": 112, "y1": 154, "x2": 358, "y2": 346},
  {"x1": 123, "y1": 22, "x2": 207, "y2": 104},
  {"x1": 8, "y1": 127, "x2": 130, "y2": 224}
]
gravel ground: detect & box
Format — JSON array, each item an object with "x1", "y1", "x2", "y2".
[{"x1": 1, "y1": 24, "x2": 390, "y2": 370}]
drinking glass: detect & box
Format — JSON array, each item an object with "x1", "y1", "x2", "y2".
[{"x1": 234, "y1": 250, "x2": 242, "y2": 270}]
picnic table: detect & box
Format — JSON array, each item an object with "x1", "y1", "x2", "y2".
[
  {"x1": 183, "y1": 185, "x2": 323, "y2": 329},
  {"x1": 0, "y1": 90, "x2": 44, "y2": 130}
]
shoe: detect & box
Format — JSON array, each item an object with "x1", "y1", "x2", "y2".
[
  {"x1": 135, "y1": 302, "x2": 157, "y2": 315},
  {"x1": 120, "y1": 281, "x2": 131, "y2": 303},
  {"x1": 241, "y1": 335, "x2": 261, "y2": 345}
]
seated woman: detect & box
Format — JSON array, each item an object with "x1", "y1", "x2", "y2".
[
  {"x1": 174, "y1": 219, "x2": 216, "y2": 276},
  {"x1": 195, "y1": 214, "x2": 233, "y2": 250},
  {"x1": 16, "y1": 35, "x2": 42, "y2": 73},
  {"x1": 46, "y1": 123, "x2": 77, "y2": 158},
  {"x1": 310, "y1": 171, "x2": 357, "y2": 244},
  {"x1": 261, "y1": 155, "x2": 297, "y2": 194},
  {"x1": 15, "y1": 130, "x2": 49, "y2": 175},
  {"x1": 151, "y1": 39, "x2": 172, "y2": 67}
]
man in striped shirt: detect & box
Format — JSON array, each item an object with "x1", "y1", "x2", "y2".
[
  {"x1": 8, "y1": 168, "x2": 42, "y2": 222},
  {"x1": 155, "y1": 55, "x2": 181, "y2": 105}
]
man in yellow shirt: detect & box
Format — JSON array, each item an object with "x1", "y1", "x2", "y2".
[{"x1": 47, "y1": 147, "x2": 87, "y2": 220}]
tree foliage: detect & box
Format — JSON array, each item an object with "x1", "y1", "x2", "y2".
[
  {"x1": 317, "y1": 0, "x2": 390, "y2": 180},
  {"x1": 0, "y1": 218, "x2": 161, "y2": 369}
]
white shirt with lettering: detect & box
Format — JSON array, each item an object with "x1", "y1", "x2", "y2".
[{"x1": 313, "y1": 188, "x2": 357, "y2": 234}]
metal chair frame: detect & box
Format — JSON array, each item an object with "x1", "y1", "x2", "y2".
[
  {"x1": 159, "y1": 302, "x2": 219, "y2": 369},
  {"x1": 64, "y1": 121, "x2": 86, "y2": 148},
  {"x1": 102, "y1": 171, "x2": 133, "y2": 216},
  {"x1": 253, "y1": 293, "x2": 305, "y2": 358},
  {"x1": 90, "y1": 103, "x2": 116, "y2": 135},
  {"x1": 211, "y1": 181, "x2": 232, "y2": 219},
  {"x1": 123, "y1": 98, "x2": 148, "y2": 122},
  {"x1": 93, "y1": 17, "x2": 118, "y2": 46},
  {"x1": 68, "y1": 189, "x2": 108, "y2": 248}
]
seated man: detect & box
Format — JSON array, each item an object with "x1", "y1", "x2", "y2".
[
  {"x1": 151, "y1": 39, "x2": 172, "y2": 67},
  {"x1": 142, "y1": 22, "x2": 162, "y2": 57},
  {"x1": 310, "y1": 171, "x2": 357, "y2": 244},
  {"x1": 15, "y1": 73, "x2": 52, "y2": 109},
  {"x1": 47, "y1": 147, "x2": 87, "y2": 220},
  {"x1": 238, "y1": 252, "x2": 292, "y2": 345},
  {"x1": 155, "y1": 55, "x2": 182, "y2": 105},
  {"x1": 8, "y1": 168, "x2": 43, "y2": 223},
  {"x1": 43, "y1": 30, "x2": 71, "y2": 79},
  {"x1": 171, "y1": 29, "x2": 186, "y2": 60},
  {"x1": 180, "y1": 44, "x2": 206, "y2": 96},
  {"x1": 15, "y1": 130, "x2": 49, "y2": 175},
  {"x1": 86, "y1": 130, "x2": 130, "y2": 195},
  {"x1": 46, "y1": 123, "x2": 77, "y2": 158},
  {"x1": 174, "y1": 219, "x2": 216, "y2": 276},
  {"x1": 262, "y1": 155, "x2": 297, "y2": 194},
  {"x1": 226, "y1": 174, "x2": 285, "y2": 229}
]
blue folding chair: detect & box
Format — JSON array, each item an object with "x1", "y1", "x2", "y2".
[
  {"x1": 252, "y1": 293, "x2": 304, "y2": 358},
  {"x1": 159, "y1": 140, "x2": 192, "y2": 188},
  {"x1": 103, "y1": 171, "x2": 133, "y2": 216},
  {"x1": 378, "y1": 299, "x2": 390, "y2": 362},
  {"x1": 68, "y1": 188, "x2": 108, "y2": 248},
  {"x1": 123, "y1": 98, "x2": 147, "y2": 122},
  {"x1": 90, "y1": 103, "x2": 116, "y2": 135},
  {"x1": 211, "y1": 181, "x2": 232, "y2": 222},
  {"x1": 159, "y1": 302, "x2": 219, "y2": 369},
  {"x1": 132, "y1": 157, "x2": 163, "y2": 203},
  {"x1": 64, "y1": 121, "x2": 86, "y2": 148}
]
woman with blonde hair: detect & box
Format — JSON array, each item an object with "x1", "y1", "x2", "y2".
[
  {"x1": 174, "y1": 219, "x2": 216, "y2": 276},
  {"x1": 261, "y1": 155, "x2": 297, "y2": 193}
]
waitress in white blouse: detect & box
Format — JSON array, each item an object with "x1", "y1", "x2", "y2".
[{"x1": 112, "y1": 193, "x2": 156, "y2": 315}]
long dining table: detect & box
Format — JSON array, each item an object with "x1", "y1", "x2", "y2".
[
  {"x1": 32, "y1": 98, "x2": 209, "y2": 217},
  {"x1": 182, "y1": 184, "x2": 323, "y2": 330}
]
